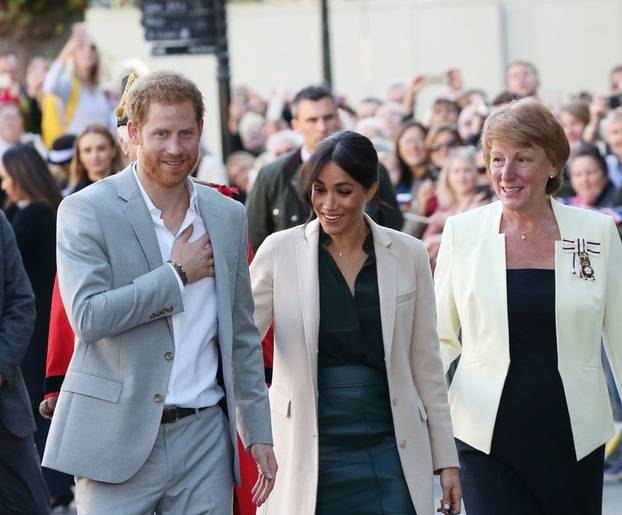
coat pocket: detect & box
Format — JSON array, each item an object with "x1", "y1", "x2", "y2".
[
  {"x1": 396, "y1": 287, "x2": 416, "y2": 304},
  {"x1": 62, "y1": 370, "x2": 123, "y2": 403},
  {"x1": 269, "y1": 387, "x2": 291, "y2": 418}
]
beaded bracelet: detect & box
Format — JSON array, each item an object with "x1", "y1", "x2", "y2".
[{"x1": 167, "y1": 259, "x2": 188, "y2": 285}]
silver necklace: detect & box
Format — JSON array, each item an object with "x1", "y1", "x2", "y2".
[{"x1": 503, "y1": 217, "x2": 540, "y2": 240}]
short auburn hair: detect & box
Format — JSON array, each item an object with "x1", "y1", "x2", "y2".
[
  {"x1": 127, "y1": 71, "x2": 204, "y2": 128},
  {"x1": 482, "y1": 98, "x2": 569, "y2": 195}
]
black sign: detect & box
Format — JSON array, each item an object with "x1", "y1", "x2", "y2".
[
  {"x1": 141, "y1": 0, "x2": 225, "y2": 55},
  {"x1": 150, "y1": 41, "x2": 217, "y2": 56}
]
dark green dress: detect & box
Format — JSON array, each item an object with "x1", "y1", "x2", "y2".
[{"x1": 316, "y1": 231, "x2": 416, "y2": 515}]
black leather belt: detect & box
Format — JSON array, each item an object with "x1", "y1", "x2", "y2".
[{"x1": 161, "y1": 406, "x2": 207, "y2": 424}]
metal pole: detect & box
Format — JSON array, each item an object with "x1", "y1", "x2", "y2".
[
  {"x1": 320, "y1": 0, "x2": 332, "y2": 88},
  {"x1": 213, "y1": 0, "x2": 232, "y2": 160}
]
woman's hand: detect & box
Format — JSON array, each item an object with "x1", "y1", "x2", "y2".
[{"x1": 437, "y1": 467, "x2": 462, "y2": 514}]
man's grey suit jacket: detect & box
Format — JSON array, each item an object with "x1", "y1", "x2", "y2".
[
  {"x1": 0, "y1": 211, "x2": 37, "y2": 438},
  {"x1": 43, "y1": 166, "x2": 272, "y2": 484}
]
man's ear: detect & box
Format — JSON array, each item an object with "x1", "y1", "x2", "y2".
[{"x1": 127, "y1": 120, "x2": 141, "y2": 146}]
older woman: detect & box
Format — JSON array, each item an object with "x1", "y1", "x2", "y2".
[
  {"x1": 435, "y1": 98, "x2": 622, "y2": 514},
  {"x1": 251, "y1": 131, "x2": 461, "y2": 515}
]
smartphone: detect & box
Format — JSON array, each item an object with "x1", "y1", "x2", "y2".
[{"x1": 609, "y1": 95, "x2": 621, "y2": 110}]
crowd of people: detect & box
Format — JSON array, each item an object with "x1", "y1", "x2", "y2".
[{"x1": 1, "y1": 22, "x2": 622, "y2": 515}]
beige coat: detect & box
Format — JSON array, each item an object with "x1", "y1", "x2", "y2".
[
  {"x1": 435, "y1": 199, "x2": 622, "y2": 460},
  {"x1": 251, "y1": 216, "x2": 458, "y2": 515}
]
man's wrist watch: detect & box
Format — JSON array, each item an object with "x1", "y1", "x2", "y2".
[{"x1": 167, "y1": 259, "x2": 188, "y2": 285}]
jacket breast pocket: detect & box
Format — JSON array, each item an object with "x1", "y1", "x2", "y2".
[
  {"x1": 62, "y1": 370, "x2": 122, "y2": 403},
  {"x1": 268, "y1": 387, "x2": 291, "y2": 418}
]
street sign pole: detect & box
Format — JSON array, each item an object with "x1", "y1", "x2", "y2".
[
  {"x1": 320, "y1": 0, "x2": 332, "y2": 89},
  {"x1": 213, "y1": 0, "x2": 231, "y2": 161}
]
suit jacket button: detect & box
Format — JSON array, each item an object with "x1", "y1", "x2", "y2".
[
  {"x1": 165, "y1": 306, "x2": 173, "y2": 313},
  {"x1": 164, "y1": 352, "x2": 174, "y2": 361},
  {"x1": 392, "y1": 397, "x2": 398, "y2": 406},
  {"x1": 399, "y1": 440, "x2": 407, "y2": 449},
  {"x1": 154, "y1": 394, "x2": 163, "y2": 403},
  {"x1": 150, "y1": 313, "x2": 157, "y2": 319}
]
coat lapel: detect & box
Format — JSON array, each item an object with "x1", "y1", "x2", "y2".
[
  {"x1": 117, "y1": 167, "x2": 164, "y2": 272},
  {"x1": 196, "y1": 189, "x2": 232, "y2": 357},
  {"x1": 297, "y1": 220, "x2": 320, "y2": 395},
  {"x1": 367, "y1": 216, "x2": 398, "y2": 365},
  {"x1": 116, "y1": 166, "x2": 173, "y2": 335}
]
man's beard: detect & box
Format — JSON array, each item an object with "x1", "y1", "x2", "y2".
[{"x1": 140, "y1": 149, "x2": 197, "y2": 187}]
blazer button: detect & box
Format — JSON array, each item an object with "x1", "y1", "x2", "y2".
[
  {"x1": 392, "y1": 397, "x2": 397, "y2": 406},
  {"x1": 164, "y1": 352, "x2": 174, "y2": 361},
  {"x1": 154, "y1": 394, "x2": 163, "y2": 403},
  {"x1": 165, "y1": 306, "x2": 173, "y2": 313},
  {"x1": 399, "y1": 440, "x2": 407, "y2": 449}
]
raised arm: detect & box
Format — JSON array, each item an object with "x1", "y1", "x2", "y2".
[{"x1": 56, "y1": 194, "x2": 183, "y2": 345}]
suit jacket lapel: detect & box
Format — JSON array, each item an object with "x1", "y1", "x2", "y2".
[
  {"x1": 367, "y1": 216, "x2": 397, "y2": 366},
  {"x1": 297, "y1": 220, "x2": 320, "y2": 395},
  {"x1": 116, "y1": 167, "x2": 174, "y2": 335},
  {"x1": 196, "y1": 189, "x2": 232, "y2": 355},
  {"x1": 117, "y1": 167, "x2": 164, "y2": 272}
]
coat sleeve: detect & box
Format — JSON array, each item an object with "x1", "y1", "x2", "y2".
[
  {"x1": 410, "y1": 240, "x2": 459, "y2": 471},
  {"x1": 246, "y1": 166, "x2": 275, "y2": 252},
  {"x1": 0, "y1": 212, "x2": 36, "y2": 387},
  {"x1": 230, "y1": 205, "x2": 272, "y2": 448},
  {"x1": 434, "y1": 217, "x2": 462, "y2": 373},
  {"x1": 249, "y1": 235, "x2": 275, "y2": 341},
  {"x1": 56, "y1": 194, "x2": 184, "y2": 345},
  {"x1": 44, "y1": 276, "x2": 74, "y2": 398},
  {"x1": 603, "y1": 217, "x2": 622, "y2": 397}
]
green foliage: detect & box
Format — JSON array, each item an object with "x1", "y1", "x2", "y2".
[{"x1": 0, "y1": 0, "x2": 88, "y2": 42}]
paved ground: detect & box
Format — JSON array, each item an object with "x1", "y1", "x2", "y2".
[
  {"x1": 52, "y1": 479, "x2": 622, "y2": 514},
  {"x1": 433, "y1": 478, "x2": 622, "y2": 514}
]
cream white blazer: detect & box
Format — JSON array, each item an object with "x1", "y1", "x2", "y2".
[
  {"x1": 251, "y1": 216, "x2": 458, "y2": 515},
  {"x1": 435, "y1": 199, "x2": 622, "y2": 460}
]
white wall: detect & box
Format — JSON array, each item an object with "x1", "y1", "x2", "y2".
[{"x1": 86, "y1": 0, "x2": 622, "y2": 158}]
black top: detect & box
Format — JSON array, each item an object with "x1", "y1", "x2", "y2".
[
  {"x1": 492, "y1": 269, "x2": 575, "y2": 461},
  {"x1": 8, "y1": 201, "x2": 57, "y2": 413},
  {"x1": 317, "y1": 230, "x2": 385, "y2": 370}
]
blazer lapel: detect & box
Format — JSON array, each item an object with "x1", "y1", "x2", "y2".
[
  {"x1": 117, "y1": 167, "x2": 173, "y2": 335},
  {"x1": 367, "y1": 216, "x2": 397, "y2": 365},
  {"x1": 196, "y1": 190, "x2": 232, "y2": 356},
  {"x1": 117, "y1": 167, "x2": 164, "y2": 272},
  {"x1": 297, "y1": 220, "x2": 320, "y2": 395}
]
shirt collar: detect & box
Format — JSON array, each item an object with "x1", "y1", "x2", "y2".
[
  {"x1": 132, "y1": 164, "x2": 198, "y2": 216},
  {"x1": 301, "y1": 146, "x2": 313, "y2": 162}
]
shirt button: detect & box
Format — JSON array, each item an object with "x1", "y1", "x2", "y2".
[
  {"x1": 154, "y1": 394, "x2": 163, "y2": 403},
  {"x1": 272, "y1": 208, "x2": 280, "y2": 216},
  {"x1": 164, "y1": 352, "x2": 174, "y2": 361},
  {"x1": 290, "y1": 215, "x2": 298, "y2": 222},
  {"x1": 399, "y1": 440, "x2": 407, "y2": 449}
]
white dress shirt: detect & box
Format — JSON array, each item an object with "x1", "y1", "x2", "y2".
[{"x1": 133, "y1": 168, "x2": 223, "y2": 408}]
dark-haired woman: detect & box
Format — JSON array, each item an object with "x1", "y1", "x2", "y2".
[
  {"x1": 251, "y1": 130, "x2": 461, "y2": 515},
  {"x1": 0, "y1": 143, "x2": 71, "y2": 507}
]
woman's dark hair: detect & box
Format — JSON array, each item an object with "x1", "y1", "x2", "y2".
[
  {"x1": 569, "y1": 143, "x2": 608, "y2": 177},
  {"x1": 301, "y1": 130, "x2": 379, "y2": 203},
  {"x1": 2, "y1": 144, "x2": 62, "y2": 210},
  {"x1": 395, "y1": 120, "x2": 428, "y2": 188}
]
